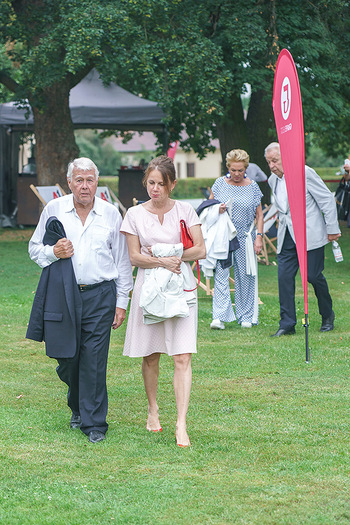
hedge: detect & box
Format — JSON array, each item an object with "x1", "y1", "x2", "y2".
[{"x1": 100, "y1": 168, "x2": 341, "y2": 201}]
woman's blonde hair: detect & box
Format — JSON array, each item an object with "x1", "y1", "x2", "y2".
[{"x1": 225, "y1": 149, "x2": 250, "y2": 169}]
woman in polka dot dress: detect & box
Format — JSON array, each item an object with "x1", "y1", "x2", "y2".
[{"x1": 209, "y1": 149, "x2": 263, "y2": 330}]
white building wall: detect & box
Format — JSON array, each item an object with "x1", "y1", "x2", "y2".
[{"x1": 175, "y1": 148, "x2": 222, "y2": 179}]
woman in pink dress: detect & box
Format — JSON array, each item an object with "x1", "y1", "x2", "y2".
[{"x1": 120, "y1": 155, "x2": 206, "y2": 447}]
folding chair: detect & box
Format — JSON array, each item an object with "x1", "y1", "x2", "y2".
[
  {"x1": 258, "y1": 203, "x2": 278, "y2": 265},
  {"x1": 30, "y1": 183, "x2": 66, "y2": 206},
  {"x1": 97, "y1": 186, "x2": 127, "y2": 217}
]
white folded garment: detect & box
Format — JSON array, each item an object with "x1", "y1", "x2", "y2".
[
  {"x1": 139, "y1": 243, "x2": 195, "y2": 324},
  {"x1": 199, "y1": 203, "x2": 237, "y2": 278}
]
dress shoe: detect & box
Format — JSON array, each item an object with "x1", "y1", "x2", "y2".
[
  {"x1": 70, "y1": 414, "x2": 81, "y2": 429},
  {"x1": 88, "y1": 430, "x2": 105, "y2": 443},
  {"x1": 320, "y1": 311, "x2": 335, "y2": 332},
  {"x1": 270, "y1": 327, "x2": 296, "y2": 337},
  {"x1": 241, "y1": 321, "x2": 252, "y2": 328},
  {"x1": 210, "y1": 319, "x2": 225, "y2": 330}
]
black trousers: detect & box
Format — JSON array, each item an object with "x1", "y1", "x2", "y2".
[
  {"x1": 277, "y1": 229, "x2": 333, "y2": 330},
  {"x1": 56, "y1": 280, "x2": 116, "y2": 435}
]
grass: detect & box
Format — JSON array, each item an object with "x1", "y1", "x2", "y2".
[{"x1": 0, "y1": 224, "x2": 350, "y2": 524}]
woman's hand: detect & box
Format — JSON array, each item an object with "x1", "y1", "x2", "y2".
[
  {"x1": 147, "y1": 247, "x2": 182, "y2": 273},
  {"x1": 219, "y1": 203, "x2": 227, "y2": 214},
  {"x1": 254, "y1": 204, "x2": 264, "y2": 256},
  {"x1": 160, "y1": 256, "x2": 182, "y2": 274},
  {"x1": 254, "y1": 235, "x2": 263, "y2": 255}
]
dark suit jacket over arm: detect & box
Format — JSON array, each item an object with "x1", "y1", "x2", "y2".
[{"x1": 26, "y1": 217, "x2": 82, "y2": 359}]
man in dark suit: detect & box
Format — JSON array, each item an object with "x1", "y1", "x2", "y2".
[
  {"x1": 27, "y1": 157, "x2": 133, "y2": 443},
  {"x1": 265, "y1": 143, "x2": 341, "y2": 337}
]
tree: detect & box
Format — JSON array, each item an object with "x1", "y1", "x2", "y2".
[
  {"x1": 0, "y1": 0, "x2": 152, "y2": 188},
  {"x1": 75, "y1": 130, "x2": 124, "y2": 175},
  {"x1": 0, "y1": 0, "x2": 226, "y2": 188},
  {"x1": 125, "y1": 0, "x2": 350, "y2": 174},
  {"x1": 197, "y1": 0, "x2": 350, "y2": 172},
  {"x1": 1, "y1": 0, "x2": 348, "y2": 193}
]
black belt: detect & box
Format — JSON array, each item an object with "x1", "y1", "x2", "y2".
[{"x1": 78, "y1": 281, "x2": 105, "y2": 292}]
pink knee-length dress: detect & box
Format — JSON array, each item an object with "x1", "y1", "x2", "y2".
[{"x1": 120, "y1": 200, "x2": 201, "y2": 357}]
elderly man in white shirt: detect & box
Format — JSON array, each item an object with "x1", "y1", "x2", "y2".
[
  {"x1": 265, "y1": 143, "x2": 341, "y2": 337},
  {"x1": 28, "y1": 157, "x2": 133, "y2": 443}
]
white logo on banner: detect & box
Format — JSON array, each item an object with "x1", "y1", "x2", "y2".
[{"x1": 281, "y1": 77, "x2": 291, "y2": 120}]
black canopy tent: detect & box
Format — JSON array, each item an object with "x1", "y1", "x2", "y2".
[{"x1": 0, "y1": 69, "x2": 167, "y2": 223}]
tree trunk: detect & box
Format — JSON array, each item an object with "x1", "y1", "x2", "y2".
[
  {"x1": 246, "y1": 89, "x2": 274, "y2": 175},
  {"x1": 246, "y1": 89, "x2": 275, "y2": 204},
  {"x1": 215, "y1": 94, "x2": 250, "y2": 174},
  {"x1": 32, "y1": 80, "x2": 79, "y2": 192}
]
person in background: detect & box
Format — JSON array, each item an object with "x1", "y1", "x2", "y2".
[
  {"x1": 27, "y1": 157, "x2": 133, "y2": 443},
  {"x1": 245, "y1": 162, "x2": 268, "y2": 182},
  {"x1": 209, "y1": 149, "x2": 263, "y2": 330},
  {"x1": 343, "y1": 159, "x2": 350, "y2": 227},
  {"x1": 120, "y1": 155, "x2": 206, "y2": 448},
  {"x1": 265, "y1": 142, "x2": 341, "y2": 336},
  {"x1": 335, "y1": 158, "x2": 350, "y2": 226}
]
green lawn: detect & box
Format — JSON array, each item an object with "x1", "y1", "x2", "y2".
[{"x1": 0, "y1": 224, "x2": 349, "y2": 524}]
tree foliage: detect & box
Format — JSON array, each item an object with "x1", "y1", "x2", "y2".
[
  {"x1": 192, "y1": 0, "x2": 350, "y2": 169},
  {"x1": 0, "y1": 0, "x2": 226, "y2": 187},
  {"x1": 0, "y1": 0, "x2": 348, "y2": 190}
]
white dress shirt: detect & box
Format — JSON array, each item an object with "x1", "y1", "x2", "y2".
[
  {"x1": 28, "y1": 194, "x2": 133, "y2": 309},
  {"x1": 275, "y1": 175, "x2": 288, "y2": 213}
]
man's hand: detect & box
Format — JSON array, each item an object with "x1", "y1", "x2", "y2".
[
  {"x1": 53, "y1": 238, "x2": 74, "y2": 259},
  {"x1": 328, "y1": 233, "x2": 341, "y2": 242},
  {"x1": 112, "y1": 307, "x2": 126, "y2": 330}
]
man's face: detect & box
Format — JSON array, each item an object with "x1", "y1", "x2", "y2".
[
  {"x1": 265, "y1": 149, "x2": 284, "y2": 178},
  {"x1": 68, "y1": 168, "x2": 98, "y2": 207}
]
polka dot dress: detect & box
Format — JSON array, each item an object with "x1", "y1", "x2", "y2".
[{"x1": 211, "y1": 176, "x2": 262, "y2": 325}]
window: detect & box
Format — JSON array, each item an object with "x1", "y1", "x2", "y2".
[
  {"x1": 186, "y1": 163, "x2": 195, "y2": 178},
  {"x1": 176, "y1": 162, "x2": 181, "y2": 179}
]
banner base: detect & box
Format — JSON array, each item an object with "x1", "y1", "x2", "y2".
[{"x1": 303, "y1": 314, "x2": 311, "y2": 363}]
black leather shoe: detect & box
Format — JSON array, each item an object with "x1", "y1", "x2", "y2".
[
  {"x1": 270, "y1": 327, "x2": 296, "y2": 337},
  {"x1": 88, "y1": 430, "x2": 105, "y2": 443},
  {"x1": 320, "y1": 311, "x2": 335, "y2": 332},
  {"x1": 70, "y1": 414, "x2": 81, "y2": 429}
]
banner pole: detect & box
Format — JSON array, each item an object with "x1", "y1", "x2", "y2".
[{"x1": 304, "y1": 313, "x2": 310, "y2": 363}]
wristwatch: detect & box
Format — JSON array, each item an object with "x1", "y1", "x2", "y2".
[{"x1": 257, "y1": 233, "x2": 263, "y2": 237}]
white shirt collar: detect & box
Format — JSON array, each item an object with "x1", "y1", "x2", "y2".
[{"x1": 63, "y1": 193, "x2": 103, "y2": 216}]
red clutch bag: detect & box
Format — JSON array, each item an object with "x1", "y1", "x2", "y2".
[{"x1": 180, "y1": 219, "x2": 200, "y2": 292}]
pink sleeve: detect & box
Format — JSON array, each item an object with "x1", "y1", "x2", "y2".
[
  {"x1": 184, "y1": 202, "x2": 201, "y2": 228},
  {"x1": 120, "y1": 207, "x2": 138, "y2": 235}
]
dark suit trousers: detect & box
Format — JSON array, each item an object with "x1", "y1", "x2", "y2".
[
  {"x1": 277, "y1": 229, "x2": 333, "y2": 330},
  {"x1": 56, "y1": 280, "x2": 116, "y2": 435}
]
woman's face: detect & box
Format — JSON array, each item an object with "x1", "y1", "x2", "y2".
[
  {"x1": 227, "y1": 161, "x2": 246, "y2": 184},
  {"x1": 146, "y1": 169, "x2": 175, "y2": 202}
]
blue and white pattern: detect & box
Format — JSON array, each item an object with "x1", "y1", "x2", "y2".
[{"x1": 211, "y1": 177, "x2": 262, "y2": 325}]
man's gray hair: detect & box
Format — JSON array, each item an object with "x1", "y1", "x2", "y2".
[
  {"x1": 67, "y1": 157, "x2": 99, "y2": 181},
  {"x1": 264, "y1": 142, "x2": 280, "y2": 157}
]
